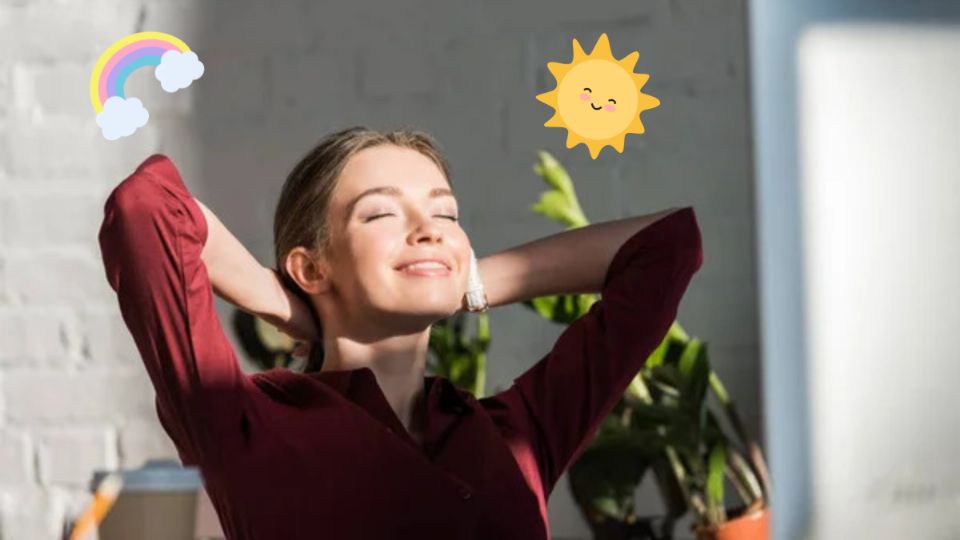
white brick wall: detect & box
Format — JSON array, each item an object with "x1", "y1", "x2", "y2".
[
  {"x1": 35, "y1": 427, "x2": 118, "y2": 487},
  {"x1": 0, "y1": 0, "x2": 756, "y2": 538},
  {"x1": 0, "y1": 0, "x2": 174, "y2": 534},
  {"x1": 0, "y1": 431, "x2": 32, "y2": 486}
]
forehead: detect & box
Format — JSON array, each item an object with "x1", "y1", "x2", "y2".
[{"x1": 337, "y1": 145, "x2": 447, "y2": 194}]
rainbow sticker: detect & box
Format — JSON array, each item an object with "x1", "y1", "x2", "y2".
[{"x1": 89, "y1": 31, "x2": 204, "y2": 140}]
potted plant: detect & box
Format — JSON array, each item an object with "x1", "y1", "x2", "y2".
[
  {"x1": 567, "y1": 322, "x2": 771, "y2": 539},
  {"x1": 522, "y1": 151, "x2": 771, "y2": 539}
]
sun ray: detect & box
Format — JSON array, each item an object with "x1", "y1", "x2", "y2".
[
  {"x1": 534, "y1": 32, "x2": 660, "y2": 159},
  {"x1": 639, "y1": 91, "x2": 660, "y2": 110},
  {"x1": 545, "y1": 112, "x2": 565, "y2": 127},
  {"x1": 618, "y1": 51, "x2": 639, "y2": 72},
  {"x1": 625, "y1": 116, "x2": 645, "y2": 135},
  {"x1": 612, "y1": 137, "x2": 625, "y2": 153},
  {"x1": 547, "y1": 61, "x2": 573, "y2": 81},
  {"x1": 633, "y1": 72, "x2": 650, "y2": 88},
  {"x1": 535, "y1": 88, "x2": 558, "y2": 106},
  {"x1": 587, "y1": 141, "x2": 603, "y2": 159},
  {"x1": 571, "y1": 39, "x2": 588, "y2": 62},
  {"x1": 588, "y1": 33, "x2": 613, "y2": 59}
]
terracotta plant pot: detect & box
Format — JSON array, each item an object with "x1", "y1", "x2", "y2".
[{"x1": 693, "y1": 505, "x2": 770, "y2": 540}]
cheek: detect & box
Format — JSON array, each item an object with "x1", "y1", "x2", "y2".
[
  {"x1": 604, "y1": 104, "x2": 616, "y2": 112},
  {"x1": 342, "y1": 235, "x2": 392, "y2": 279},
  {"x1": 579, "y1": 93, "x2": 590, "y2": 101}
]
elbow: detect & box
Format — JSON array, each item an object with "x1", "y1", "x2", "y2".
[
  {"x1": 104, "y1": 172, "x2": 159, "y2": 218},
  {"x1": 99, "y1": 177, "x2": 151, "y2": 251},
  {"x1": 97, "y1": 170, "x2": 165, "y2": 290},
  {"x1": 673, "y1": 206, "x2": 704, "y2": 273},
  {"x1": 101, "y1": 154, "x2": 176, "y2": 223},
  {"x1": 99, "y1": 160, "x2": 174, "y2": 238},
  {"x1": 98, "y1": 154, "x2": 183, "y2": 292}
]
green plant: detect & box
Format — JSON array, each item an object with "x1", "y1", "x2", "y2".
[
  {"x1": 426, "y1": 310, "x2": 491, "y2": 398},
  {"x1": 525, "y1": 151, "x2": 771, "y2": 538},
  {"x1": 233, "y1": 309, "x2": 298, "y2": 370}
]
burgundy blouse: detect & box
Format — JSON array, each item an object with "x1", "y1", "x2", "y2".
[{"x1": 97, "y1": 154, "x2": 703, "y2": 539}]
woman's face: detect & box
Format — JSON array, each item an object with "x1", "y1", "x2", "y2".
[{"x1": 321, "y1": 144, "x2": 470, "y2": 328}]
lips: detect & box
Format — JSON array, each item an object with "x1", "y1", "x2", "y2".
[
  {"x1": 394, "y1": 258, "x2": 453, "y2": 272},
  {"x1": 395, "y1": 260, "x2": 452, "y2": 278},
  {"x1": 397, "y1": 266, "x2": 451, "y2": 278}
]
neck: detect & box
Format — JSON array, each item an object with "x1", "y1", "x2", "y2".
[{"x1": 319, "y1": 330, "x2": 432, "y2": 433}]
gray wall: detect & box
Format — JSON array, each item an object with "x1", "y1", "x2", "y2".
[{"x1": 0, "y1": 1, "x2": 756, "y2": 538}]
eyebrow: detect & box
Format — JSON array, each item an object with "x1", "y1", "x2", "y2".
[{"x1": 344, "y1": 186, "x2": 456, "y2": 223}]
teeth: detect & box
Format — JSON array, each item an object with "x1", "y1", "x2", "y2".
[{"x1": 400, "y1": 261, "x2": 447, "y2": 271}]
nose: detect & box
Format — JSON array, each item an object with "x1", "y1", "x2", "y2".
[{"x1": 407, "y1": 210, "x2": 444, "y2": 244}]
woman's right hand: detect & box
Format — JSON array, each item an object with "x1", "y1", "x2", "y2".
[
  {"x1": 194, "y1": 196, "x2": 320, "y2": 351},
  {"x1": 291, "y1": 340, "x2": 313, "y2": 362}
]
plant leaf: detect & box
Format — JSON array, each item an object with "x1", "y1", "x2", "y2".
[
  {"x1": 678, "y1": 339, "x2": 710, "y2": 436},
  {"x1": 569, "y1": 432, "x2": 652, "y2": 522},
  {"x1": 522, "y1": 293, "x2": 598, "y2": 325},
  {"x1": 706, "y1": 441, "x2": 727, "y2": 524},
  {"x1": 530, "y1": 151, "x2": 589, "y2": 228}
]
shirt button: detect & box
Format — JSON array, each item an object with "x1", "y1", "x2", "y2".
[{"x1": 458, "y1": 486, "x2": 472, "y2": 500}]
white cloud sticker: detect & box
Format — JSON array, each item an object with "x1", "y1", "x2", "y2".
[
  {"x1": 96, "y1": 96, "x2": 150, "y2": 141},
  {"x1": 154, "y1": 50, "x2": 205, "y2": 93}
]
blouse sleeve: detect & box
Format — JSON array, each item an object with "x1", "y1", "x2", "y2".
[
  {"x1": 489, "y1": 206, "x2": 704, "y2": 498},
  {"x1": 97, "y1": 154, "x2": 248, "y2": 467}
]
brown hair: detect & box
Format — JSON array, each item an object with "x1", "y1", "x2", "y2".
[{"x1": 273, "y1": 126, "x2": 454, "y2": 373}]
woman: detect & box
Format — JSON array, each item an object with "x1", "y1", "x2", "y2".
[{"x1": 98, "y1": 126, "x2": 703, "y2": 539}]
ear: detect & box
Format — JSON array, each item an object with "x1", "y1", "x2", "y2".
[{"x1": 284, "y1": 246, "x2": 333, "y2": 295}]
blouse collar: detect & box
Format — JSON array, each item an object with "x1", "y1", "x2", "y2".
[{"x1": 251, "y1": 366, "x2": 476, "y2": 416}]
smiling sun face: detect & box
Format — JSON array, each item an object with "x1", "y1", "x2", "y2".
[{"x1": 536, "y1": 33, "x2": 660, "y2": 159}]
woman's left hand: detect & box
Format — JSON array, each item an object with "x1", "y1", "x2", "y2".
[{"x1": 261, "y1": 268, "x2": 321, "y2": 344}]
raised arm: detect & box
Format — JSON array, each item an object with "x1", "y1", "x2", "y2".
[
  {"x1": 98, "y1": 154, "x2": 252, "y2": 466},
  {"x1": 471, "y1": 206, "x2": 684, "y2": 308},
  {"x1": 481, "y1": 206, "x2": 704, "y2": 500},
  {"x1": 193, "y1": 198, "x2": 317, "y2": 343}
]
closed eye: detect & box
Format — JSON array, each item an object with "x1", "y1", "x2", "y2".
[{"x1": 364, "y1": 213, "x2": 458, "y2": 222}]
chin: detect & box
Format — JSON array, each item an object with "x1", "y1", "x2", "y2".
[
  {"x1": 393, "y1": 298, "x2": 459, "y2": 318},
  {"x1": 406, "y1": 302, "x2": 457, "y2": 316}
]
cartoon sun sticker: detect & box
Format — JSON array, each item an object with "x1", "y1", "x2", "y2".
[{"x1": 536, "y1": 33, "x2": 660, "y2": 159}]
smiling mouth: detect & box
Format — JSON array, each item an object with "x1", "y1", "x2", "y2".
[
  {"x1": 396, "y1": 266, "x2": 452, "y2": 278},
  {"x1": 590, "y1": 103, "x2": 602, "y2": 110}
]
